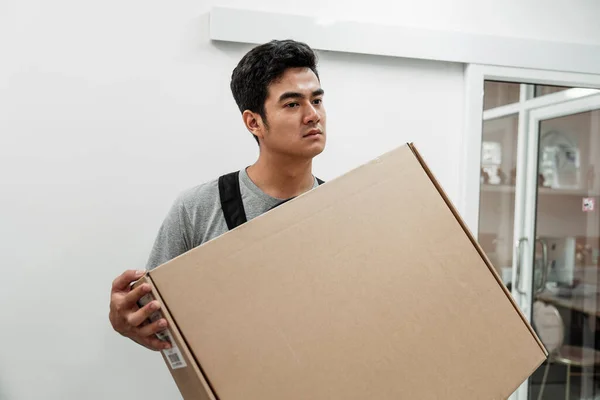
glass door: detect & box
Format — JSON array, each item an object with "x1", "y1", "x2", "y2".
[
  {"x1": 527, "y1": 94, "x2": 600, "y2": 400},
  {"x1": 478, "y1": 81, "x2": 600, "y2": 400}
]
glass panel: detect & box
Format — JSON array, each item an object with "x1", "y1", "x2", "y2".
[
  {"x1": 484, "y1": 81, "x2": 521, "y2": 110},
  {"x1": 478, "y1": 78, "x2": 599, "y2": 400},
  {"x1": 535, "y1": 85, "x2": 570, "y2": 98},
  {"x1": 532, "y1": 108, "x2": 600, "y2": 399},
  {"x1": 478, "y1": 114, "x2": 519, "y2": 286}
]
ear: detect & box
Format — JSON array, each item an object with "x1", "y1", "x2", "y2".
[{"x1": 242, "y1": 110, "x2": 265, "y2": 142}]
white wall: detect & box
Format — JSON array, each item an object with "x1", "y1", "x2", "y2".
[{"x1": 1, "y1": 1, "x2": 598, "y2": 399}]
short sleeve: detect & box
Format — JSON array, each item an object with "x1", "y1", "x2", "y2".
[{"x1": 145, "y1": 195, "x2": 192, "y2": 270}]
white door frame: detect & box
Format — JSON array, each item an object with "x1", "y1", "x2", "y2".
[{"x1": 462, "y1": 65, "x2": 600, "y2": 400}]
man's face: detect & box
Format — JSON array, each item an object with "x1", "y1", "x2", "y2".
[{"x1": 256, "y1": 67, "x2": 326, "y2": 159}]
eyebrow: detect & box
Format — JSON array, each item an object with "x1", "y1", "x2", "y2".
[{"x1": 278, "y1": 89, "x2": 325, "y2": 102}]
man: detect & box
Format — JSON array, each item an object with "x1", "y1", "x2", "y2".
[{"x1": 109, "y1": 39, "x2": 326, "y2": 351}]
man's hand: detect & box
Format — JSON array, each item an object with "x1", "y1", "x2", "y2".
[{"x1": 109, "y1": 269, "x2": 171, "y2": 351}]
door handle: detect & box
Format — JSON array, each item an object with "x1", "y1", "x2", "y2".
[
  {"x1": 515, "y1": 237, "x2": 528, "y2": 294},
  {"x1": 535, "y1": 238, "x2": 550, "y2": 294}
]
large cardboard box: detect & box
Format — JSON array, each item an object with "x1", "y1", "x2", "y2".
[{"x1": 135, "y1": 143, "x2": 547, "y2": 399}]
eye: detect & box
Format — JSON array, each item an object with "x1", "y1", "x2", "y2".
[
  {"x1": 313, "y1": 98, "x2": 323, "y2": 105},
  {"x1": 286, "y1": 102, "x2": 300, "y2": 108}
]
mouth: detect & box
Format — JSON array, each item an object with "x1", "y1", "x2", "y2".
[{"x1": 303, "y1": 129, "x2": 322, "y2": 138}]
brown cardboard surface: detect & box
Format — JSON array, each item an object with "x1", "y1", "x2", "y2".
[
  {"x1": 408, "y1": 144, "x2": 547, "y2": 356},
  {"x1": 149, "y1": 143, "x2": 547, "y2": 399}
]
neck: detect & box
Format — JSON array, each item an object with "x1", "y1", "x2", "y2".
[{"x1": 246, "y1": 151, "x2": 315, "y2": 199}]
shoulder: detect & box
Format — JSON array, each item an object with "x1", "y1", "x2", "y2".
[
  {"x1": 172, "y1": 172, "x2": 241, "y2": 220},
  {"x1": 176, "y1": 177, "x2": 221, "y2": 210}
]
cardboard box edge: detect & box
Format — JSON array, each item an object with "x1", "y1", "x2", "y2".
[
  {"x1": 133, "y1": 274, "x2": 219, "y2": 400},
  {"x1": 503, "y1": 355, "x2": 547, "y2": 399},
  {"x1": 407, "y1": 142, "x2": 549, "y2": 358}
]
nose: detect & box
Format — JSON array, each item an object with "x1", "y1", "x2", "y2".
[{"x1": 303, "y1": 104, "x2": 320, "y2": 125}]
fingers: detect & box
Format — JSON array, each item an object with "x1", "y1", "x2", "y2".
[
  {"x1": 132, "y1": 335, "x2": 172, "y2": 351},
  {"x1": 138, "y1": 317, "x2": 169, "y2": 338},
  {"x1": 123, "y1": 282, "x2": 153, "y2": 308},
  {"x1": 112, "y1": 269, "x2": 146, "y2": 292},
  {"x1": 109, "y1": 269, "x2": 172, "y2": 353},
  {"x1": 140, "y1": 336, "x2": 172, "y2": 351},
  {"x1": 127, "y1": 299, "x2": 161, "y2": 327},
  {"x1": 109, "y1": 270, "x2": 171, "y2": 351},
  {"x1": 137, "y1": 319, "x2": 172, "y2": 350}
]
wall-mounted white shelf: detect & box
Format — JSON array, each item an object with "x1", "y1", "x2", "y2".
[
  {"x1": 481, "y1": 184, "x2": 599, "y2": 197},
  {"x1": 209, "y1": 7, "x2": 600, "y2": 75}
]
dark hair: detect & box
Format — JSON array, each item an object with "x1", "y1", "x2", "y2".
[{"x1": 230, "y1": 39, "x2": 320, "y2": 143}]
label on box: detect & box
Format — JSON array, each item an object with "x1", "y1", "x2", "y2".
[
  {"x1": 161, "y1": 330, "x2": 187, "y2": 370},
  {"x1": 583, "y1": 197, "x2": 595, "y2": 212},
  {"x1": 138, "y1": 292, "x2": 187, "y2": 370}
]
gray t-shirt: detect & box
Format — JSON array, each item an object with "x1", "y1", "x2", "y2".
[{"x1": 145, "y1": 168, "x2": 319, "y2": 270}]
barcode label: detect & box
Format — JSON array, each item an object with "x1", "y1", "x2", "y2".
[
  {"x1": 161, "y1": 330, "x2": 187, "y2": 370},
  {"x1": 168, "y1": 353, "x2": 182, "y2": 365},
  {"x1": 137, "y1": 289, "x2": 187, "y2": 370}
]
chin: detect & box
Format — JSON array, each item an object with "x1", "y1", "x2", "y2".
[
  {"x1": 275, "y1": 138, "x2": 326, "y2": 159},
  {"x1": 313, "y1": 142, "x2": 326, "y2": 155},
  {"x1": 282, "y1": 147, "x2": 323, "y2": 160},
  {"x1": 301, "y1": 143, "x2": 325, "y2": 159}
]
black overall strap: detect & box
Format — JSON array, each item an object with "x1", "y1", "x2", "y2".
[
  {"x1": 219, "y1": 172, "x2": 325, "y2": 229},
  {"x1": 218, "y1": 171, "x2": 248, "y2": 230}
]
